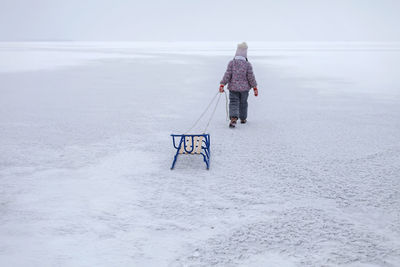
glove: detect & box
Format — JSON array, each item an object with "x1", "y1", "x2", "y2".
[
  {"x1": 219, "y1": 84, "x2": 225, "y2": 93},
  {"x1": 253, "y1": 87, "x2": 258, "y2": 96}
]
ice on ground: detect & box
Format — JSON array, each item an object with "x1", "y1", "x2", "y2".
[{"x1": 0, "y1": 42, "x2": 399, "y2": 267}]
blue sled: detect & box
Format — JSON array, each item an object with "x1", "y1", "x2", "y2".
[{"x1": 170, "y1": 134, "x2": 210, "y2": 170}]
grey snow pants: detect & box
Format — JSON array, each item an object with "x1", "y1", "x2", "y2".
[{"x1": 229, "y1": 90, "x2": 249, "y2": 120}]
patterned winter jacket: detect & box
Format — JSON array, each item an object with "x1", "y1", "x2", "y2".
[{"x1": 220, "y1": 59, "x2": 257, "y2": 92}]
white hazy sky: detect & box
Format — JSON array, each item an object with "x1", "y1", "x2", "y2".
[{"x1": 0, "y1": 0, "x2": 399, "y2": 41}]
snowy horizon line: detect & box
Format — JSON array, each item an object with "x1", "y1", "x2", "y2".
[{"x1": 1, "y1": 40, "x2": 400, "y2": 44}]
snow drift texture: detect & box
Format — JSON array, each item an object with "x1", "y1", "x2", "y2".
[{"x1": 0, "y1": 42, "x2": 399, "y2": 267}]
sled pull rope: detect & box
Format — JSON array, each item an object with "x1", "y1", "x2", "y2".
[
  {"x1": 185, "y1": 91, "x2": 229, "y2": 134},
  {"x1": 185, "y1": 92, "x2": 219, "y2": 134},
  {"x1": 203, "y1": 90, "x2": 229, "y2": 132},
  {"x1": 203, "y1": 92, "x2": 222, "y2": 133},
  {"x1": 224, "y1": 90, "x2": 229, "y2": 121}
]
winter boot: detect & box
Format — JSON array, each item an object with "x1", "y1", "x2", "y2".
[
  {"x1": 240, "y1": 119, "x2": 247, "y2": 124},
  {"x1": 229, "y1": 117, "x2": 238, "y2": 128}
]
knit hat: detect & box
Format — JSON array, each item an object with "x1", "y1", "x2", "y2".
[{"x1": 235, "y1": 42, "x2": 248, "y2": 57}]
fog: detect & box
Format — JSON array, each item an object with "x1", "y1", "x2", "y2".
[{"x1": 0, "y1": 0, "x2": 399, "y2": 41}]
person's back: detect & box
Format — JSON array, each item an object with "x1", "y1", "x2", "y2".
[
  {"x1": 219, "y1": 42, "x2": 258, "y2": 128},
  {"x1": 222, "y1": 58, "x2": 257, "y2": 92}
]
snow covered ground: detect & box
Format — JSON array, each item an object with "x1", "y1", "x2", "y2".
[{"x1": 0, "y1": 42, "x2": 399, "y2": 267}]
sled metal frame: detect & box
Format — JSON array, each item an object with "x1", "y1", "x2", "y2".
[{"x1": 170, "y1": 134, "x2": 210, "y2": 170}]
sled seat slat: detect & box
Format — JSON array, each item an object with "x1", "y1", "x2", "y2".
[
  {"x1": 171, "y1": 134, "x2": 210, "y2": 169},
  {"x1": 179, "y1": 136, "x2": 203, "y2": 154}
]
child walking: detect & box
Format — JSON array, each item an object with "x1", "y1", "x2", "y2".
[{"x1": 219, "y1": 42, "x2": 258, "y2": 128}]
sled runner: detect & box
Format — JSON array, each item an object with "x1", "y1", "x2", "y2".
[{"x1": 170, "y1": 134, "x2": 210, "y2": 170}]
